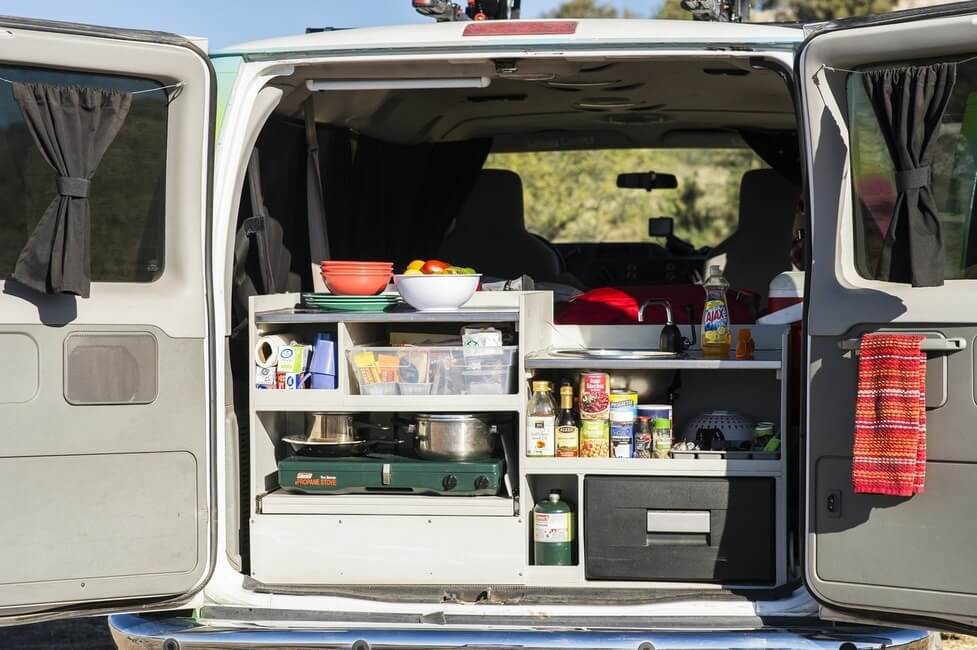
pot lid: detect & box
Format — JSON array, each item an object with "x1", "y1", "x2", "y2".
[{"x1": 415, "y1": 413, "x2": 491, "y2": 421}]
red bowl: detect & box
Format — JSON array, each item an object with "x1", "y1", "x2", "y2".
[
  {"x1": 321, "y1": 270, "x2": 392, "y2": 296},
  {"x1": 320, "y1": 260, "x2": 393, "y2": 267}
]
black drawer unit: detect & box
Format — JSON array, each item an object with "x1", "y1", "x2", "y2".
[{"x1": 584, "y1": 476, "x2": 775, "y2": 583}]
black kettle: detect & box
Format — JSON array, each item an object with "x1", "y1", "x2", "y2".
[{"x1": 638, "y1": 299, "x2": 696, "y2": 354}]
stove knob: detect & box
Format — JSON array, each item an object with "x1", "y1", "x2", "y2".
[
  {"x1": 474, "y1": 475, "x2": 490, "y2": 490},
  {"x1": 442, "y1": 474, "x2": 458, "y2": 491}
]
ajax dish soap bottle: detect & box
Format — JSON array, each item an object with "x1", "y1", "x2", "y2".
[
  {"x1": 533, "y1": 490, "x2": 574, "y2": 565},
  {"x1": 701, "y1": 265, "x2": 731, "y2": 358}
]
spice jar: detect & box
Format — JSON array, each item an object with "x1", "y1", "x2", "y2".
[{"x1": 652, "y1": 418, "x2": 673, "y2": 459}]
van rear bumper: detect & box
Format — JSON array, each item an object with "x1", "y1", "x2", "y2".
[{"x1": 108, "y1": 613, "x2": 935, "y2": 650}]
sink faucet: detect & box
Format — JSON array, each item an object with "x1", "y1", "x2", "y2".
[
  {"x1": 638, "y1": 299, "x2": 672, "y2": 323},
  {"x1": 638, "y1": 298, "x2": 696, "y2": 354}
]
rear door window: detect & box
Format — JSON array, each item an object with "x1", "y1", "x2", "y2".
[
  {"x1": 0, "y1": 65, "x2": 167, "y2": 283},
  {"x1": 850, "y1": 57, "x2": 977, "y2": 280}
]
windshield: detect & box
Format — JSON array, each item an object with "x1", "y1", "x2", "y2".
[{"x1": 485, "y1": 148, "x2": 764, "y2": 249}]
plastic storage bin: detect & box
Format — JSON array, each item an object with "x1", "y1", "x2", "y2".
[{"x1": 348, "y1": 346, "x2": 518, "y2": 395}]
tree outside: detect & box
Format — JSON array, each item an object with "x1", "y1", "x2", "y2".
[{"x1": 541, "y1": 0, "x2": 903, "y2": 23}]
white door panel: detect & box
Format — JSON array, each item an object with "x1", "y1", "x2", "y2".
[{"x1": 0, "y1": 18, "x2": 214, "y2": 621}]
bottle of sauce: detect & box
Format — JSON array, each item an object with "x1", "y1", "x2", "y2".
[
  {"x1": 556, "y1": 382, "x2": 580, "y2": 457},
  {"x1": 527, "y1": 380, "x2": 556, "y2": 456},
  {"x1": 533, "y1": 489, "x2": 574, "y2": 565},
  {"x1": 701, "y1": 264, "x2": 731, "y2": 358}
]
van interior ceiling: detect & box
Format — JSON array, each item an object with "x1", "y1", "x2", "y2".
[
  {"x1": 231, "y1": 55, "x2": 802, "y2": 594},
  {"x1": 232, "y1": 55, "x2": 798, "y2": 292}
]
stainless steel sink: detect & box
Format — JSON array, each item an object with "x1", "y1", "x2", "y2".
[{"x1": 548, "y1": 348, "x2": 681, "y2": 360}]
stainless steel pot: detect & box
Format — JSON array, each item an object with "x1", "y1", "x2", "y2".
[
  {"x1": 411, "y1": 413, "x2": 498, "y2": 461},
  {"x1": 306, "y1": 412, "x2": 360, "y2": 443},
  {"x1": 303, "y1": 413, "x2": 395, "y2": 456}
]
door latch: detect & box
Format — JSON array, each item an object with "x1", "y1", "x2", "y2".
[{"x1": 825, "y1": 490, "x2": 842, "y2": 518}]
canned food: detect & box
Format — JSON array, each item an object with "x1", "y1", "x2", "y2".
[
  {"x1": 580, "y1": 420, "x2": 609, "y2": 457},
  {"x1": 611, "y1": 421, "x2": 633, "y2": 458},
  {"x1": 754, "y1": 421, "x2": 776, "y2": 440},
  {"x1": 609, "y1": 391, "x2": 638, "y2": 422},
  {"x1": 579, "y1": 373, "x2": 611, "y2": 421},
  {"x1": 637, "y1": 404, "x2": 672, "y2": 421}
]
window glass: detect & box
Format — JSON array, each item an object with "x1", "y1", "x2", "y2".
[
  {"x1": 485, "y1": 148, "x2": 764, "y2": 249},
  {"x1": 0, "y1": 66, "x2": 167, "y2": 282},
  {"x1": 850, "y1": 60, "x2": 977, "y2": 280}
]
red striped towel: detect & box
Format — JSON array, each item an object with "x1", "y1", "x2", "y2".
[{"x1": 852, "y1": 333, "x2": 927, "y2": 497}]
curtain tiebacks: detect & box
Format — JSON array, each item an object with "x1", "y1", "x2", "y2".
[
  {"x1": 895, "y1": 166, "x2": 931, "y2": 192},
  {"x1": 56, "y1": 176, "x2": 91, "y2": 198}
]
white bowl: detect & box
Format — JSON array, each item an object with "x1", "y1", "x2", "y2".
[{"x1": 393, "y1": 274, "x2": 480, "y2": 312}]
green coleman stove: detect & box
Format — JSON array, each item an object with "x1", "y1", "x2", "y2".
[{"x1": 278, "y1": 454, "x2": 504, "y2": 496}]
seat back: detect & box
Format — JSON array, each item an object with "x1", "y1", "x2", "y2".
[
  {"x1": 438, "y1": 169, "x2": 562, "y2": 281},
  {"x1": 707, "y1": 168, "x2": 799, "y2": 300}
]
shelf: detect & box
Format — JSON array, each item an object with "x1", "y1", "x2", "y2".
[
  {"x1": 255, "y1": 306, "x2": 520, "y2": 325},
  {"x1": 522, "y1": 456, "x2": 783, "y2": 476},
  {"x1": 259, "y1": 490, "x2": 516, "y2": 516},
  {"x1": 525, "y1": 349, "x2": 782, "y2": 370},
  {"x1": 254, "y1": 390, "x2": 522, "y2": 412}
]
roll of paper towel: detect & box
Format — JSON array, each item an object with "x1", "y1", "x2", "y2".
[{"x1": 254, "y1": 334, "x2": 293, "y2": 369}]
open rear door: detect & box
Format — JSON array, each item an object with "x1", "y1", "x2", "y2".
[
  {"x1": 800, "y1": 2, "x2": 977, "y2": 632},
  {"x1": 0, "y1": 18, "x2": 214, "y2": 620}
]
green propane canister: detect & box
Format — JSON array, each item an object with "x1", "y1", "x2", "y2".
[{"x1": 533, "y1": 489, "x2": 575, "y2": 566}]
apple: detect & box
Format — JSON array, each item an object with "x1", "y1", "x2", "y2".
[{"x1": 421, "y1": 259, "x2": 450, "y2": 274}]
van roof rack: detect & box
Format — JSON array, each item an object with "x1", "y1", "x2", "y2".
[
  {"x1": 681, "y1": 0, "x2": 751, "y2": 22},
  {"x1": 412, "y1": 0, "x2": 521, "y2": 22}
]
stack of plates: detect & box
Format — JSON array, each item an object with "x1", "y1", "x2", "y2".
[{"x1": 302, "y1": 293, "x2": 402, "y2": 313}]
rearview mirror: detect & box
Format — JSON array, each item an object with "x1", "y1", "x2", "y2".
[
  {"x1": 649, "y1": 217, "x2": 674, "y2": 238},
  {"x1": 617, "y1": 171, "x2": 678, "y2": 192}
]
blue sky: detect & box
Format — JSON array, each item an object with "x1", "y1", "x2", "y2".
[{"x1": 3, "y1": 1, "x2": 659, "y2": 49}]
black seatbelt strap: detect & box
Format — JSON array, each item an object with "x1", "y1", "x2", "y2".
[
  {"x1": 232, "y1": 149, "x2": 273, "y2": 334},
  {"x1": 305, "y1": 95, "x2": 330, "y2": 263}
]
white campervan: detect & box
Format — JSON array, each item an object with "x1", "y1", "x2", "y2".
[{"x1": 0, "y1": 5, "x2": 976, "y2": 648}]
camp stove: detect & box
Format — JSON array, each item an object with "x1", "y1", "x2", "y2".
[{"x1": 278, "y1": 453, "x2": 504, "y2": 496}]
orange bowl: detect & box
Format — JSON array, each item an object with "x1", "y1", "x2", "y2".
[
  {"x1": 322, "y1": 270, "x2": 392, "y2": 296},
  {"x1": 321, "y1": 260, "x2": 393, "y2": 268}
]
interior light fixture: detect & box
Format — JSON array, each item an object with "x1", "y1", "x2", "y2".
[{"x1": 306, "y1": 77, "x2": 491, "y2": 91}]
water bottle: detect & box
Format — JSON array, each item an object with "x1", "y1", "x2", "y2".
[{"x1": 701, "y1": 265, "x2": 731, "y2": 358}]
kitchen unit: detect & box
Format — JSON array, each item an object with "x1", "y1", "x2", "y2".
[{"x1": 248, "y1": 290, "x2": 790, "y2": 590}]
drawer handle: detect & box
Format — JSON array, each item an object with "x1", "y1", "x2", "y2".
[
  {"x1": 837, "y1": 337, "x2": 966, "y2": 353},
  {"x1": 646, "y1": 510, "x2": 710, "y2": 534}
]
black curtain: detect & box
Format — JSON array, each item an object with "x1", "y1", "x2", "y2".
[
  {"x1": 11, "y1": 82, "x2": 132, "y2": 297},
  {"x1": 862, "y1": 63, "x2": 956, "y2": 287},
  {"x1": 343, "y1": 135, "x2": 492, "y2": 267},
  {"x1": 740, "y1": 129, "x2": 801, "y2": 186}
]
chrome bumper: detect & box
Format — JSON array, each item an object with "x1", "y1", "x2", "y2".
[{"x1": 109, "y1": 613, "x2": 934, "y2": 650}]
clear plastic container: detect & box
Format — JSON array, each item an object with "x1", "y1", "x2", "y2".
[
  {"x1": 397, "y1": 382, "x2": 433, "y2": 396},
  {"x1": 347, "y1": 346, "x2": 518, "y2": 396},
  {"x1": 361, "y1": 382, "x2": 398, "y2": 396}
]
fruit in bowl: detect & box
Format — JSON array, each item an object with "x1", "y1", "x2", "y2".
[
  {"x1": 394, "y1": 259, "x2": 480, "y2": 311},
  {"x1": 403, "y1": 259, "x2": 476, "y2": 276}
]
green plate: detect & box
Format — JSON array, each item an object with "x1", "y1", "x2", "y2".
[{"x1": 301, "y1": 293, "x2": 402, "y2": 312}]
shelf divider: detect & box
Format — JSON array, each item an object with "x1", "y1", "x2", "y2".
[{"x1": 254, "y1": 390, "x2": 522, "y2": 412}]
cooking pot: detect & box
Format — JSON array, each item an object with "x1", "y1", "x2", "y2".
[
  {"x1": 410, "y1": 413, "x2": 498, "y2": 461},
  {"x1": 307, "y1": 412, "x2": 390, "y2": 443},
  {"x1": 290, "y1": 412, "x2": 395, "y2": 456}
]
